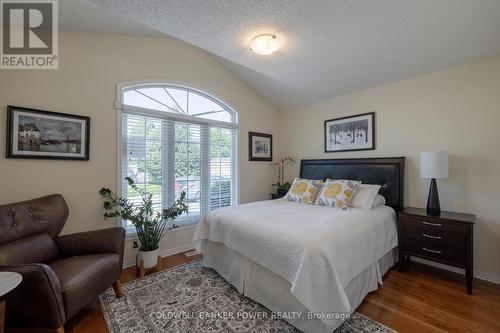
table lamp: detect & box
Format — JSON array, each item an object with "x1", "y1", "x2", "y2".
[{"x1": 420, "y1": 151, "x2": 448, "y2": 216}]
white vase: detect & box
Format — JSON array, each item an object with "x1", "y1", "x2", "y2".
[
  {"x1": 271, "y1": 184, "x2": 278, "y2": 195},
  {"x1": 137, "y1": 248, "x2": 160, "y2": 269}
]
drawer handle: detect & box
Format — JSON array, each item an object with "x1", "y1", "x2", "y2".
[
  {"x1": 422, "y1": 233, "x2": 442, "y2": 240},
  {"x1": 422, "y1": 221, "x2": 442, "y2": 227},
  {"x1": 422, "y1": 247, "x2": 442, "y2": 254}
]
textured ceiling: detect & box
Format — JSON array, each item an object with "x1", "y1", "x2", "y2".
[
  {"x1": 67, "y1": 0, "x2": 500, "y2": 111},
  {"x1": 60, "y1": 0, "x2": 164, "y2": 37}
]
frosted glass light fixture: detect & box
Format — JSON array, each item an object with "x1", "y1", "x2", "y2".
[{"x1": 249, "y1": 34, "x2": 281, "y2": 55}]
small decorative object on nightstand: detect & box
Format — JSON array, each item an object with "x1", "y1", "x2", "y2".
[
  {"x1": 398, "y1": 207, "x2": 475, "y2": 294},
  {"x1": 420, "y1": 151, "x2": 448, "y2": 216},
  {"x1": 271, "y1": 156, "x2": 295, "y2": 196},
  {"x1": 270, "y1": 193, "x2": 284, "y2": 200}
]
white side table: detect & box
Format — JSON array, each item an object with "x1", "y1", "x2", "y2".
[{"x1": 0, "y1": 272, "x2": 22, "y2": 333}]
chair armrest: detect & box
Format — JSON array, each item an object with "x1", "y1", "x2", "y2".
[
  {"x1": 0, "y1": 264, "x2": 65, "y2": 329},
  {"x1": 55, "y1": 227, "x2": 125, "y2": 266}
]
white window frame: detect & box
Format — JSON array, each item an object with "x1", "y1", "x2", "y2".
[{"x1": 115, "y1": 80, "x2": 239, "y2": 235}]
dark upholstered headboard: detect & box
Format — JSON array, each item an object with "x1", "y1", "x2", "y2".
[{"x1": 300, "y1": 157, "x2": 405, "y2": 211}]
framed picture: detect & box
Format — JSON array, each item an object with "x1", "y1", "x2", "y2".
[
  {"x1": 324, "y1": 112, "x2": 375, "y2": 152},
  {"x1": 6, "y1": 105, "x2": 90, "y2": 160},
  {"x1": 248, "y1": 131, "x2": 272, "y2": 161}
]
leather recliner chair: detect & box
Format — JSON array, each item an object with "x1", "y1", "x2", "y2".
[{"x1": 0, "y1": 194, "x2": 125, "y2": 332}]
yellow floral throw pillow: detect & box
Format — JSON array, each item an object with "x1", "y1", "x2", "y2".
[
  {"x1": 284, "y1": 178, "x2": 322, "y2": 204},
  {"x1": 315, "y1": 179, "x2": 361, "y2": 209}
]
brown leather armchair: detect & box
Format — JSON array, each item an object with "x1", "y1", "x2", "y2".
[{"x1": 0, "y1": 194, "x2": 125, "y2": 333}]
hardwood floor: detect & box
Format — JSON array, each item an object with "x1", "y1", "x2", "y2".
[
  {"x1": 64, "y1": 251, "x2": 500, "y2": 333},
  {"x1": 358, "y1": 262, "x2": 500, "y2": 333}
]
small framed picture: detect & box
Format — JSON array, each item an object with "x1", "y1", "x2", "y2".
[
  {"x1": 6, "y1": 105, "x2": 90, "y2": 160},
  {"x1": 248, "y1": 131, "x2": 272, "y2": 161},
  {"x1": 324, "y1": 112, "x2": 375, "y2": 153}
]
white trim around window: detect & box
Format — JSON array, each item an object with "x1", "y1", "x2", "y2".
[{"x1": 115, "y1": 80, "x2": 239, "y2": 235}]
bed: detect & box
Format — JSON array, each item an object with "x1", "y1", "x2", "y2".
[{"x1": 193, "y1": 157, "x2": 405, "y2": 333}]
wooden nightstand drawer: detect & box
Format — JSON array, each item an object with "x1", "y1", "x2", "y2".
[
  {"x1": 403, "y1": 220, "x2": 465, "y2": 247},
  {"x1": 405, "y1": 239, "x2": 466, "y2": 266},
  {"x1": 400, "y1": 214, "x2": 466, "y2": 233}
]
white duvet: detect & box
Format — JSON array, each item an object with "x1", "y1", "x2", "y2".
[{"x1": 193, "y1": 199, "x2": 398, "y2": 325}]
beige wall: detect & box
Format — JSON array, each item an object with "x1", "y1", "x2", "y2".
[
  {"x1": 2, "y1": 31, "x2": 498, "y2": 279},
  {"x1": 280, "y1": 56, "x2": 500, "y2": 279},
  {"x1": 0, "y1": 32, "x2": 280, "y2": 262}
]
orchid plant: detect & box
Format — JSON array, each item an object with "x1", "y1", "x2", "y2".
[{"x1": 270, "y1": 156, "x2": 296, "y2": 190}]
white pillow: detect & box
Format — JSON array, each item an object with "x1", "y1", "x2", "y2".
[
  {"x1": 372, "y1": 194, "x2": 386, "y2": 207},
  {"x1": 351, "y1": 184, "x2": 381, "y2": 209}
]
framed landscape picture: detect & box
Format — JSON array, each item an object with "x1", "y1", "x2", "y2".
[
  {"x1": 248, "y1": 131, "x2": 272, "y2": 161},
  {"x1": 324, "y1": 112, "x2": 375, "y2": 152},
  {"x1": 6, "y1": 106, "x2": 90, "y2": 160}
]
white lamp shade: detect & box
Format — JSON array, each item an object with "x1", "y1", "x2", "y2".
[{"x1": 420, "y1": 151, "x2": 449, "y2": 179}]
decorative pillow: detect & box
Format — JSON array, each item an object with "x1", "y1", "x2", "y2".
[
  {"x1": 351, "y1": 184, "x2": 382, "y2": 209},
  {"x1": 284, "y1": 178, "x2": 322, "y2": 204},
  {"x1": 372, "y1": 194, "x2": 386, "y2": 207},
  {"x1": 314, "y1": 179, "x2": 361, "y2": 209}
]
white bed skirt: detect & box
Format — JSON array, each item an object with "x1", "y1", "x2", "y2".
[{"x1": 200, "y1": 240, "x2": 397, "y2": 333}]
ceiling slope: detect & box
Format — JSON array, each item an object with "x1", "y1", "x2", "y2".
[
  {"x1": 60, "y1": 0, "x2": 165, "y2": 37},
  {"x1": 69, "y1": 0, "x2": 500, "y2": 110}
]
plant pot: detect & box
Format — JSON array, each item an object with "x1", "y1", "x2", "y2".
[
  {"x1": 137, "y1": 248, "x2": 160, "y2": 269},
  {"x1": 271, "y1": 184, "x2": 278, "y2": 194},
  {"x1": 277, "y1": 188, "x2": 289, "y2": 196}
]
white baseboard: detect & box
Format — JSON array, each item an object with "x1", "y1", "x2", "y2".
[
  {"x1": 122, "y1": 242, "x2": 195, "y2": 268},
  {"x1": 122, "y1": 257, "x2": 136, "y2": 268},
  {"x1": 411, "y1": 257, "x2": 500, "y2": 284}
]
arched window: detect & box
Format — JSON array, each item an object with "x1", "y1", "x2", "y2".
[{"x1": 117, "y1": 82, "x2": 238, "y2": 231}]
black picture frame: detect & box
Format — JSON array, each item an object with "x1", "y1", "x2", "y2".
[
  {"x1": 248, "y1": 131, "x2": 273, "y2": 161},
  {"x1": 6, "y1": 105, "x2": 90, "y2": 160},
  {"x1": 324, "y1": 112, "x2": 375, "y2": 153}
]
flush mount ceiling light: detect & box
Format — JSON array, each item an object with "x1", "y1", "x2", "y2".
[{"x1": 249, "y1": 34, "x2": 281, "y2": 55}]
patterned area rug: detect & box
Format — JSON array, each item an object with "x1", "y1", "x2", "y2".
[{"x1": 99, "y1": 261, "x2": 395, "y2": 333}]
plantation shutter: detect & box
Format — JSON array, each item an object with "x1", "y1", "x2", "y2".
[
  {"x1": 209, "y1": 127, "x2": 237, "y2": 211},
  {"x1": 121, "y1": 111, "x2": 237, "y2": 232}
]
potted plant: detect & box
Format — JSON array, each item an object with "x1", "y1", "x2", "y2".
[
  {"x1": 99, "y1": 177, "x2": 188, "y2": 270},
  {"x1": 271, "y1": 156, "x2": 296, "y2": 196},
  {"x1": 275, "y1": 181, "x2": 292, "y2": 196}
]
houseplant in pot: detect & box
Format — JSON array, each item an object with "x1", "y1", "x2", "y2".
[
  {"x1": 99, "y1": 177, "x2": 188, "y2": 270},
  {"x1": 271, "y1": 156, "x2": 296, "y2": 196}
]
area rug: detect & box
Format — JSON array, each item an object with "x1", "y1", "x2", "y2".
[{"x1": 99, "y1": 261, "x2": 395, "y2": 333}]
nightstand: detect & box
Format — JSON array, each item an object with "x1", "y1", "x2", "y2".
[
  {"x1": 270, "y1": 194, "x2": 284, "y2": 200},
  {"x1": 398, "y1": 207, "x2": 475, "y2": 294}
]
